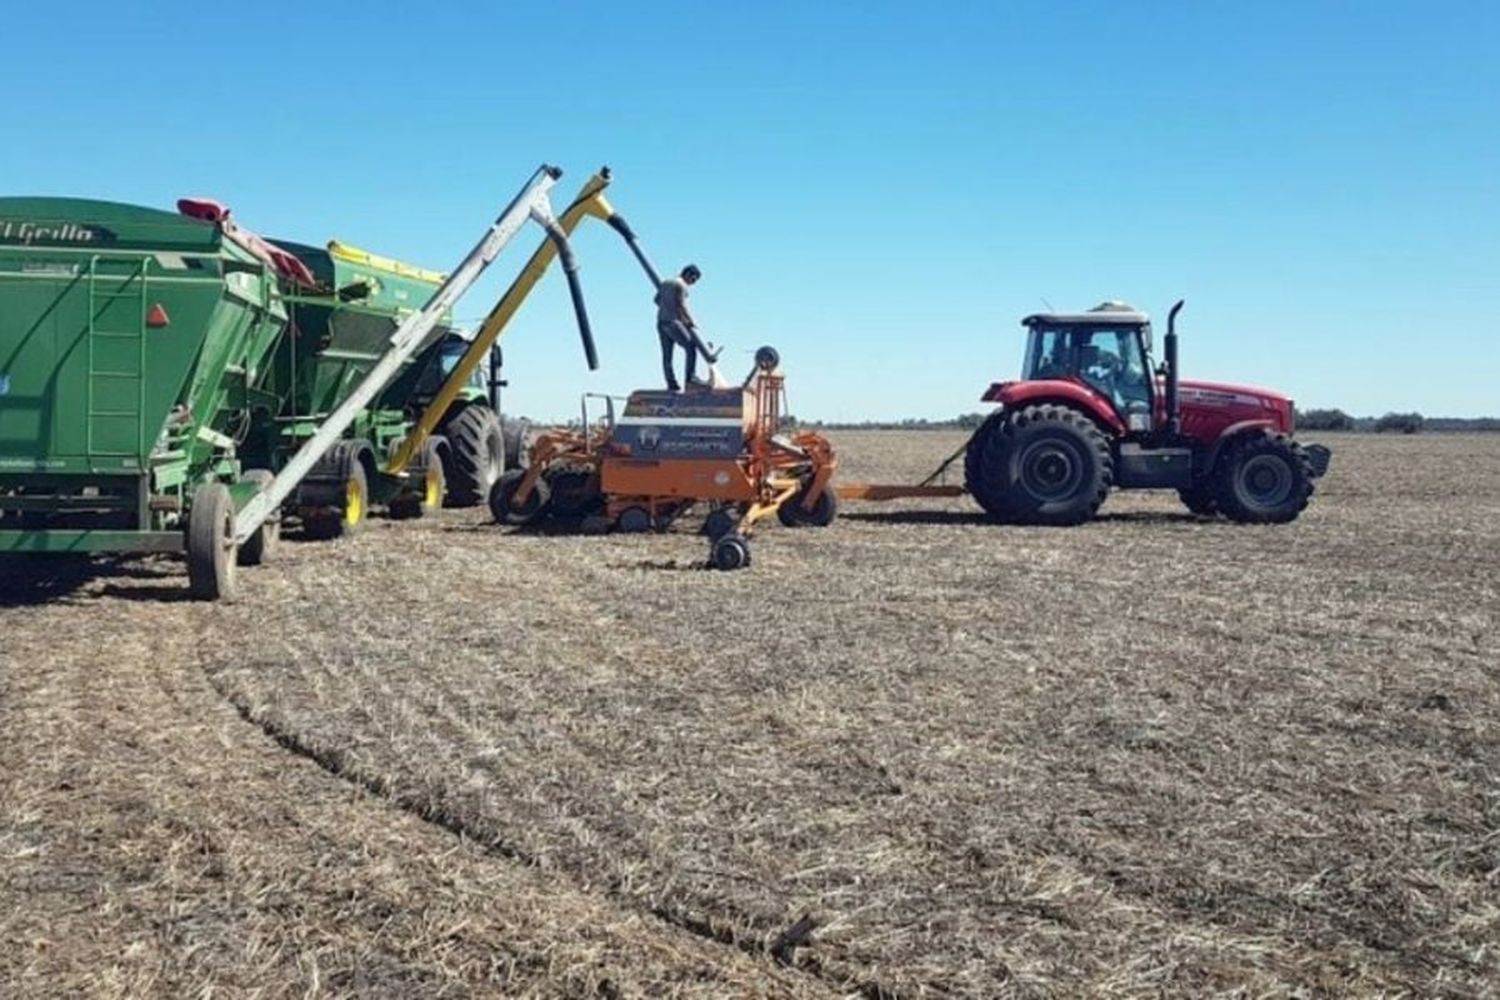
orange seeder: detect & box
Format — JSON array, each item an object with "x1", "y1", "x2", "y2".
[{"x1": 489, "y1": 347, "x2": 837, "y2": 569}]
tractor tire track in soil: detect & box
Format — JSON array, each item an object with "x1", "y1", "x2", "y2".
[{"x1": 0, "y1": 557, "x2": 833, "y2": 998}]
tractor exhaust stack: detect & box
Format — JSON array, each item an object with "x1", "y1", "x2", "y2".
[{"x1": 1165, "y1": 299, "x2": 1184, "y2": 436}]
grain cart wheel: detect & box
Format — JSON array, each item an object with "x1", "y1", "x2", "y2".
[
  {"x1": 703, "y1": 506, "x2": 740, "y2": 541},
  {"x1": 963, "y1": 411, "x2": 1008, "y2": 516},
  {"x1": 710, "y1": 533, "x2": 752, "y2": 571},
  {"x1": 777, "y1": 480, "x2": 838, "y2": 527},
  {"x1": 968, "y1": 404, "x2": 1113, "y2": 525},
  {"x1": 617, "y1": 506, "x2": 653, "y2": 534},
  {"x1": 1213, "y1": 431, "x2": 1313, "y2": 524},
  {"x1": 546, "y1": 468, "x2": 602, "y2": 518},
  {"x1": 1177, "y1": 483, "x2": 1219, "y2": 517},
  {"x1": 187, "y1": 483, "x2": 237, "y2": 601},
  {"x1": 389, "y1": 438, "x2": 447, "y2": 520},
  {"x1": 489, "y1": 469, "x2": 550, "y2": 525},
  {"x1": 236, "y1": 470, "x2": 280, "y2": 567},
  {"x1": 446, "y1": 404, "x2": 505, "y2": 507}
]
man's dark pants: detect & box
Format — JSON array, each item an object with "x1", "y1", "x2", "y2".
[{"x1": 657, "y1": 320, "x2": 698, "y2": 391}]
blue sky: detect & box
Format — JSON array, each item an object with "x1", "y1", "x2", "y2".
[{"x1": 3, "y1": 1, "x2": 1496, "y2": 419}]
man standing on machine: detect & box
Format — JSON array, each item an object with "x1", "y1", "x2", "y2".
[{"x1": 656, "y1": 264, "x2": 703, "y2": 392}]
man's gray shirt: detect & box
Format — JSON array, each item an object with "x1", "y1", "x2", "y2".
[{"x1": 655, "y1": 277, "x2": 687, "y2": 326}]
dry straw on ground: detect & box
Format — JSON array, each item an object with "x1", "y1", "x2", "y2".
[{"x1": 3, "y1": 432, "x2": 1496, "y2": 997}]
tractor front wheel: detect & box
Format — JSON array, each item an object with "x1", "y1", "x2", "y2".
[
  {"x1": 968, "y1": 405, "x2": 1113, "y2": 525},
  {"x1": 1213, "y1": 431, "x2": 1313, "y2": 524}
]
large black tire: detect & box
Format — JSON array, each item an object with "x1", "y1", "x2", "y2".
[
  {"x1": 304, "y1": 455, "x2": 369, "y2": 540},
  {"x1": 187, "y1": 483, "x2": 237, "y2": 601},
  {"x1": 1178, "y1": 483, "x2": 1219, "y2": 517},
  {"x1": 964, "y1": 412, "x2": 1008, "y2": 516},
  {"x1": 777, "y1": 480, "x2": 838, "y2": 527},
  {"x1": 389, "y1": 437, "x2": 447, "y2": 520},
  {"x1": 1213, "y1": 431, "x2": 1313, "y2": 524},
  {"x1": 236, "y1": 469, "x2": 279, "y2": 566},
  {"x1": 501, "y1": 417, "x2": 531, "y2": 472},
  {"x1": 967, "y1": 404, "x2": 1113, "y2": 525},
  {"x1": 445, "y1": 405, "x2": 505, "y2": 507},
  {"x1": 489, "y1": 469, "x2": 551, "y2": 525}
]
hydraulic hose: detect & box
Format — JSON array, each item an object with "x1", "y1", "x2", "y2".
[{"x1": 536, "y1": 214, "x2": 598, "y2": 370}]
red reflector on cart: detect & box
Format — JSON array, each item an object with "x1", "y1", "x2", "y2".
[{"x1": 146, "y1": 304, "x2": 170, "y2": 328}]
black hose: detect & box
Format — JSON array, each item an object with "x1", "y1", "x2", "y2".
[{"x1": 538, "y1": 216, "x2": 598, "y2": 371}]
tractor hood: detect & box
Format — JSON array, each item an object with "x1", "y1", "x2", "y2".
[{"x1": 1176, "y1": 379, "x2": 1294, "y2": 434}]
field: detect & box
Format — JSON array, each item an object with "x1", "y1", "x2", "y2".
[{"x1": 2, "y1": 432, "x2": 1497, "y2": 998}]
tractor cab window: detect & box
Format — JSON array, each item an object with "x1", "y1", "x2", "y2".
[
  {"x1": 1078, "y1": 328, "x2": 1151, "y2": 418},
  {"x1": 1023, "y1": 325, "x2": 1152, "y2": 420}
]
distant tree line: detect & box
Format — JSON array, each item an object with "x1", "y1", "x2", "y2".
[{"x1": 782, "y1": 410, "x2": 1499, "y2": 433}]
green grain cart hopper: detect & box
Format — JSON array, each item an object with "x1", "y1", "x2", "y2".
[
  {"x1": 243, "y1": 239, "x2": 509, "y2": 536},
  {"x1": 0, "y1": 197, "x2": 289, "y2": 590}
]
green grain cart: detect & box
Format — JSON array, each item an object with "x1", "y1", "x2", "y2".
[
  {"x1": 0, "y1": 197, "x2": 289, "y2": 591},
  {"x1": 244, "y1": 239, "x2": 509, "y2": 537}
]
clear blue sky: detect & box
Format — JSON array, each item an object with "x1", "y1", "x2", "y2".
[{"x1": 3, "y1": 1, "x2": 1496, "y2": 419}]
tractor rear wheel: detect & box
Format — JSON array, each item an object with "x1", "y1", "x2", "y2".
[
  {"x1": 489, "y1": 469, "x2": 550, "y2": 526},
  {"x1": 963, "y1": 411, "x2": 1008, "y2": 516},
  {"x1": 968, "y1": 404, "x2": 1113, "y2": 525},
  {"x1": 236, "y1": 470, "x2": 279, "y2": 566},
  {"x1": 445, "y1": 404, "x2": 505, "y2": 507},
  {"x1": 777, "y1": 480, "x2": 838, "y2": 527},
  {"x1": 1177, "y1": 484, "x2": 1219, "y2": 517},
  {"x1": 1213, "y1": 431, "x2": 1313, "y2": 523},
  {"x1": 187, "y1": 483, "x2": 237, "y2": 601}
]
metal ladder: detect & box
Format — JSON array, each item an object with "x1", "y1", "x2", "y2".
[{"x1": 85, "y1": 256, "x2": 150, "y2": 459}]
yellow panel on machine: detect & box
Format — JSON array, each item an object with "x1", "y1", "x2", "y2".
[
  {"x1": 327, "y1": 240, "x2": 447, "y2": 283},
  {"x1": 487, "y1": 348, "x2": 839, "y2": 569}
]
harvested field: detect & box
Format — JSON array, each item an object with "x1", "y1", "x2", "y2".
[{"x1": 3, "y1": 432, "x2": 1497, "y2": 997}]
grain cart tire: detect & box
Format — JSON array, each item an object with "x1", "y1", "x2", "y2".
[
  {"x1": 546, "y1": 468, "x2": 602, "y2": 518},
  {"x1": 389, "y1": 437, "x2": 447, "y2": 520},
  {"x1": 446, "y1": 405, "x2": 505, "y2": 507},
  {"x1": 1213, "y1": 431, "x2": 1313, "y2": 524},
  {"x1": 502, "y1": 417, "x2": 531, "y2": 471},
  {"x1": 236, "y1": 470, "x2": 280, "y2": 566},
  {"x1": 963, "y1": 412, "x2": 1008, "y2": 516},
  {"x1": 1177, "y1": 484, "x2": 1219, "y2": 517},
  {"x1": 489, "y1": 469, "x2": 550, "y2": 525},
  {"x1": 305, "y1": 456, "x2": 370, "y2": 539},
  {"x1": 187, "y1": 483, "x2": 237, "y2": 601},
  {"x1": 969, "y1": 404, "x2": 1113, "y2": 525},
  {"x1": 777, "y1": 480, "x2": 838, "y2": 528}
]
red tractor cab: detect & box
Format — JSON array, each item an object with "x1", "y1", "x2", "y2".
[{"x1": 963, "y1": 301, "x2": 1331, "y2": 525}]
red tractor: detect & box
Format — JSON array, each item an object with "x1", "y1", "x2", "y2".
[{"x1": 960, "y1": 300, "x2": 1330, "y2": 524}]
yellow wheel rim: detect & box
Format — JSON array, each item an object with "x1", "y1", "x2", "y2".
[
  {"x1": 344, "y1": 478, "x2": 365, "y2": 525},
  {"x1": 424, "y1": 468, "x2": 442, "y2": 508}
]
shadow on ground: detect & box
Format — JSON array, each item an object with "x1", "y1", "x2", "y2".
[{"x1": 0, "y1": 555, "x2": 187, "y2": 607}]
